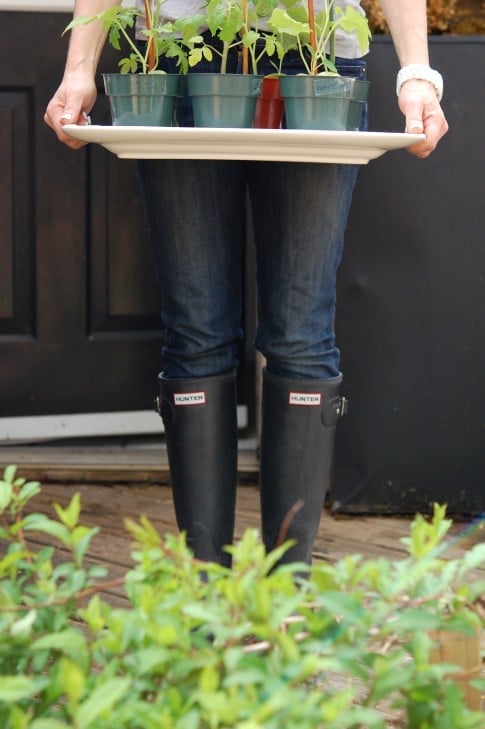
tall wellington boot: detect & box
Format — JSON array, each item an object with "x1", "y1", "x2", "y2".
[
  {"x1": 260, "y1": 369, "x2": 347, "y2": 566},
  {"x1": 157, "y1": 371, "x2": 238, "y2": 567}
]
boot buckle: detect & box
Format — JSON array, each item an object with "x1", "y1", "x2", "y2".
[
  {"x1": 338, "y1": 396, "x2": 348, "y2": 417},
  {"x1": 322, "y1": 395, "x2": 347, "y2": 426}
]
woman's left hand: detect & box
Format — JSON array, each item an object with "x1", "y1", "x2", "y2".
[{"x1": 398, "y1": 78, "x2": 449, "y2": 158}]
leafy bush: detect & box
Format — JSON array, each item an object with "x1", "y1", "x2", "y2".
[{"x1": 0, "y1": 465, "x2": 484, "y2": 728}]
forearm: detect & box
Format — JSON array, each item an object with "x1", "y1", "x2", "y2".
[
  {"x1": 64, "y1": 0, "x2": 118, "y2": 78},
  {"x1": 378, "y1": 0, "x2": 429, "y2": 66}
]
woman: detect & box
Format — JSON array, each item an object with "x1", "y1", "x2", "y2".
[{"x1": 45, "y1": 0, "x2": 448, "y2": 568}]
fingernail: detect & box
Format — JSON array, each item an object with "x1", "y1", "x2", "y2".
[{"x1": 60, "y1": 112, "x2": 73, "y2": 120}]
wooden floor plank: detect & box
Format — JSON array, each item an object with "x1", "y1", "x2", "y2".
[
  {"x1": 22, "y1": 481, "x2": 484, "y2": 573},
  {"x1": 0, "y1": 442, "x2": 259, "y2": 483}
]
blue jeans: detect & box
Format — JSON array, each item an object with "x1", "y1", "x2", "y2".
[{"x1": 137, "y1": 51, "x2": 367, "y2": 380}]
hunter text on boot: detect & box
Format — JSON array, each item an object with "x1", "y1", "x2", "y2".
[
  {"x1": 173, "y1": 392, "x2": 207, "y2": 406},
  {"x1": 288, "y1": 392, "x2": 322, "y2": 406}
]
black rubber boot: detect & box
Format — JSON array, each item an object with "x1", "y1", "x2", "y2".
[
  {"x1": 157, "y1": 371, "x2": 238, "y2": 567},
  {"x1": 260, "y1": 369, "x2": 347, "y2": 566}
]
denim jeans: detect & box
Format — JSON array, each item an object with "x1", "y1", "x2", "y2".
[{"x1": 137, "y1": 48, "x2": 367, "y2": 380}]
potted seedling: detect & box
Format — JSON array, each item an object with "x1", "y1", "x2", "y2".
[
  {"x1": 64, "y1": 2, "x2": 189, "y2": 126},
  {"x1": 269, "y1": 0, "x2": 371, "y2": 130},
  {"x1": 250, "y1": 3, "x2": 289, "y2": 128},
  {"x1": 184, "y1": 0, "x2": 269, "y2": 127}
]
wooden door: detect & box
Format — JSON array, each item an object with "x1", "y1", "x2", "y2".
[{"x1": 0, "y1": 12, "x2": 170, "y2": 418}]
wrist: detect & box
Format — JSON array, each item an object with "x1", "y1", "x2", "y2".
[
  {"x1": 396, "y1": 64, "x2": 443, "y2": 102},
  {"x1": 63, "y1": 61, "x2": 97, "y2": 80}
]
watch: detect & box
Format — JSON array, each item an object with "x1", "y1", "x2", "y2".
[{"x1": 396, "y1": 64, "x2": 444, "y2": 102}]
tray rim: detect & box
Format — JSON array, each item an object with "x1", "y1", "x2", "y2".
[{"x1": 63, "y1": 124, "x2": 424, "y2": 165}]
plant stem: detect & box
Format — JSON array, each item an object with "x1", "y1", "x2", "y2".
[
  {"x1": 0, "y1": 577, "x2": 127, "y2": 612},
  {"x1": 242, "y1": 0, "x2": 249, "y2": 74},
  {"x1": 115, "y1": 19, "x2": 149, "y2": 73},
  {"x1": 307, "y1": 0, "x2": 317, "y2": 74},
  {"x1": 144, "y1": 0, "x2": 156, "y2": 71},
  {"x1": 221, "y1": 43, "x2": 229, "y2": 74},
  {"x1": 329, "y1": 0, "x2": 336, "y2": 68}
]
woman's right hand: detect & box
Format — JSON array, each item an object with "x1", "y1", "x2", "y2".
[{"x1": 44, "y1": 71, "x2": 98, "y2": 149}]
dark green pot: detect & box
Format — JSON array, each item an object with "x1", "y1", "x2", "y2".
[
  {"x1": 280, "y1": 75, "x2": 354, "y2": 131},
  {"x1": 187, "y1": 74, "x2": 262, "y2": 128},
  {"x1": 347, "y1": 79, "x2": 371, "y2": 131},
  {"x1": 103, "y1": 73, "x2": 180, "y2": 126}
]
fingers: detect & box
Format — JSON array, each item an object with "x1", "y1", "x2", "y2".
[
  {"x1": 44, "y1": 78, "x2": 97, "y2": 150},
  {"x1": 44, "y1": 100, "x2": 88, "y2": 149},
  {"x1": 405, "y1": 109, "x2": 449, "y2": 158}
]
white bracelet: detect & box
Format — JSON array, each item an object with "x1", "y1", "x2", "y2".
[{"x1": 396, "y1": 64, "x2": 444, "y2": 102}]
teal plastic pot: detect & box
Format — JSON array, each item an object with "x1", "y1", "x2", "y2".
[
  {"x1": 103, "y1": 73, "x2": 180, "y2": 126},
  {"x1": 346, "y1": 79, "x2": 370, "y2": 131},
  {"x1": 187, "y1": 73, "x2": 262, "y2": 128},
  {"x1": 280, "y1": 75, "x2": 353, "y2": 131},
  {"x1": 346, "y1": 101, "x2": 366, "y2": 131},
  {"x1": 350, "y1": 78, "x2": 370, "y2": 102}
]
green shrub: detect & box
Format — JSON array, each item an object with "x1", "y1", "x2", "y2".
[{"x1": 1, "y1": 465, "x2": 484, "y2": 728}]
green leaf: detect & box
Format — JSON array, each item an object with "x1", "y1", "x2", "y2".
[
  {"x1": 367, "y1": 660, "x2": 414, "y2": 704},
  {"x1": 339, "y1": 6, "x2": 371, "y2": 54},
  {"x1": 339, "y1": 707, "x2": 385, "y2": 727},
  {"x1": 80, "y1": 594, "x2": 106, "y2": 633},
  {"x1": 59, "y1": 657, "x2": 86, "y2": 705},
  {"x1": 269, "y1": 7, "x2": 308, "y2": 37},
  {"x1": 22, "y1": 513, "x2": 72, "y2": 545},
  {"x1": 10, "y1": 609, "x2": 37, "y2": 638},
  {"x1": 391, "y1": 608, "x2": 447, "y2": 633},
  {"x1": 3, "y1": 464, "x2": 17, "y2": 484},
  {"x1": 31, "y1": 628, "x2": 87, "y2": 656},
  {"x1": 458, "y1": 543, "x2": 485, "y2": 572},
  {"x1": 0, "y1": 675, "x2": 48, "y2": 702},
  {"x1": 401, "y1": 504, "x2": 452, "y2": 558},
  {"x1": 30, "y1": 720, "x2": 72, "y2": 729},
  {"x1": 0, "y1": 547, "x2": 31, "y2": 577},
  {"x1": 127, "y1": 646, "x2": 171, "y2": 675},
  {"x1": 199, "y1": 662, "x2": 220, "y2": 692},
  {"x1": 72, "y1": 525, "x2": 99, "y2": 566},
  {"x1": 182, "y1": 602, "x2": 223, "y2": 622},
  {"x1": 75, "y1": 677, "x2": 131, "y2": 729},
  {"x1": 0, "y1": 478, "x2": 13, "y2": 510},
  {"x1": 17, "y1": 479, "x2": 41, "y2": 506},
  {"x1": 315, "y1": 591, "x2": 365, "y2": 622},
  {"x1": 53, "y1": 493, "x2": 81, "y2": 530}
]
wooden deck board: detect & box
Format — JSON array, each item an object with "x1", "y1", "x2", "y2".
[
  {"x1": 0, "y1": 441, "x2": 259, "y2": 483},
  {"x1": 23, "y1": 480, "x2": 485, "y2": 575}
]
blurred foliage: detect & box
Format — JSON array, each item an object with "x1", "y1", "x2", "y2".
[
  {"x1": 362, "y1": 0, "x2": 485, "y2": 34},
  {"x1": 1, "y1": 465, "x2": 484, "y2": 727}
]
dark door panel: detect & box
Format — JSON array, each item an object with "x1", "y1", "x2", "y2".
[{"x1": 0, "y1": 12, "x2": 163, "y2": 418}]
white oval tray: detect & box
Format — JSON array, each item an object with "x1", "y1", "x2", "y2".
[{"x1": 63, "y1": 125, "x2": 424, "y2": 165}]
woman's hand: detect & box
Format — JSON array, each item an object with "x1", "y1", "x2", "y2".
[
  {"x1": 398, "y1": 78, "x2": 449, "y2": 158},
  {"x1": 44, "y1": 71, "x2": 98, "y2": 150}
]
